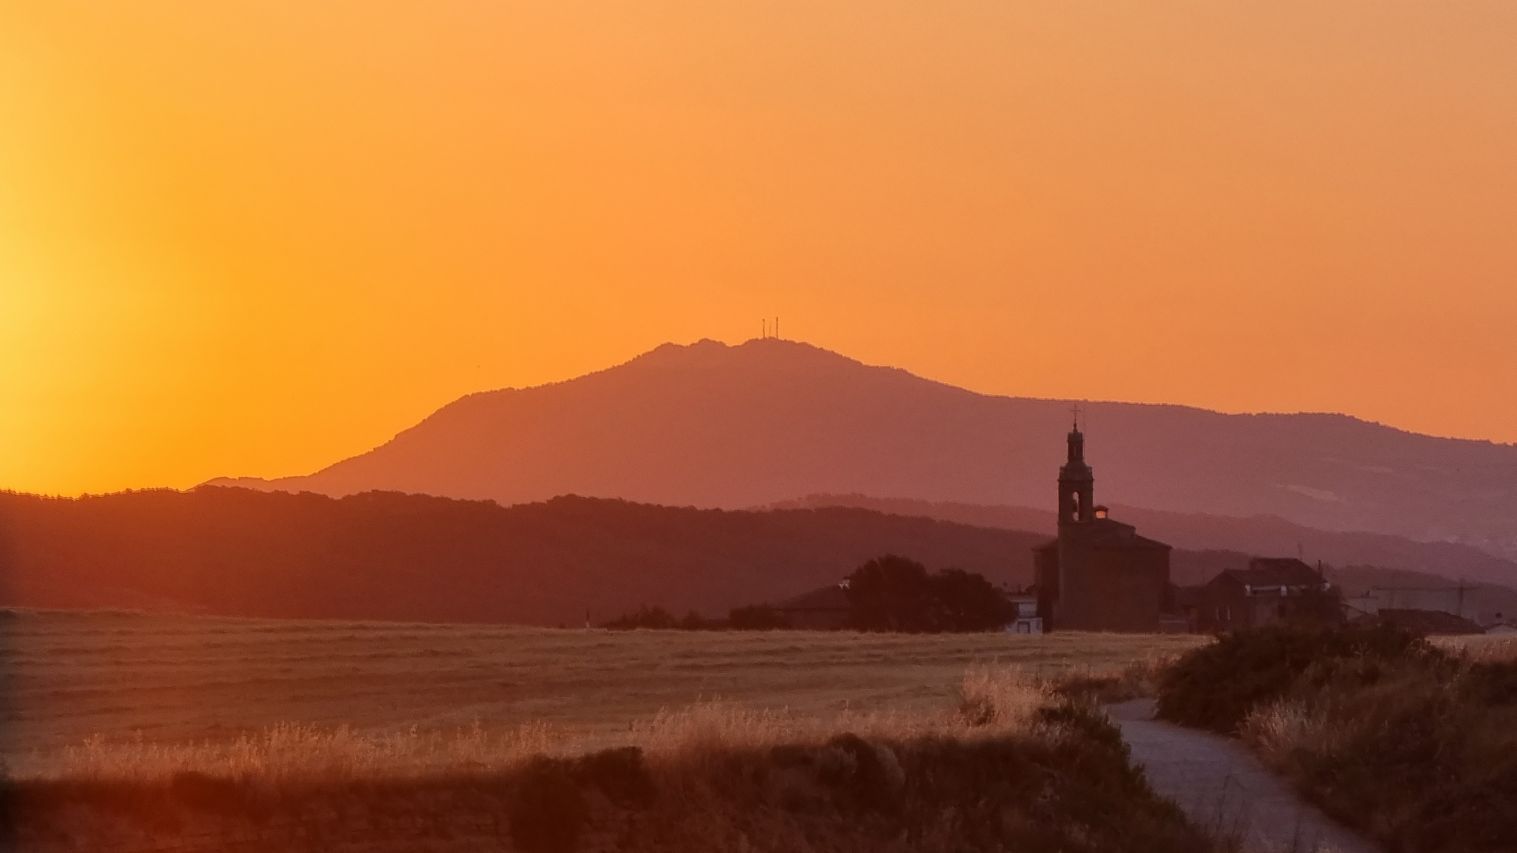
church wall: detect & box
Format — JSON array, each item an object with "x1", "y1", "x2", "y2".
[
  {"x1": 1054, "y1": 543, "x2": 1169, "y2": 632},
  {"x1": 1034, "y1": 547, "x2": 1060, "y2": 623}
]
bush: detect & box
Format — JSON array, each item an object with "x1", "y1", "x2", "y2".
[
  {"x1": 509, "y1": 757, "x2": 589, "y2": 853},
  {"x1": 571, "y1": 746, "x2": 655, "y2": 808},
  {"x1": 1155, "y1": 622, "x2": 1437, "y2": 733},
  {"x1": 1243, "y1": 653, "x2": 1517, "y2": 853},
  {"x1": 1157, "y1": 623, "x2": 1517, "y2": 853}
]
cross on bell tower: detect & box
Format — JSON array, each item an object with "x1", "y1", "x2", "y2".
[{"x1": 1058, "y1": 405, "x2": 1094, "y2": 526}]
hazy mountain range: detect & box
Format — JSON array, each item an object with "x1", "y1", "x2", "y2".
[
  {"x1": 6, "y1": 488, "x2": 1511, "y2": 626},
  {"x1": 212, "y1": 338, "x2": 1517, "y2": 562},
  {"x1": 0, "y1": 488, "x2": 1049, "y2": 624},
  {"x1": 767, "y1": 495, "x2": 1517, "y2": 589}
]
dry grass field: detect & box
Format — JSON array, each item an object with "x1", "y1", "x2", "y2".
[
  {"x1": 0, "y1": 608, "x2": 1206, "y2": 780},
  {"x1": 7, "y1": 610, "x2": 1508, "y2": 852}
]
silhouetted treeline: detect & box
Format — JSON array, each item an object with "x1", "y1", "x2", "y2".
[
  {"x1": 2, "y1": 488, "x2": 1483, "y2": 628},
  {"x1": 604, "y1": 556, "x2": 1016, "y2": 633},
  {"x1": 602, "y1": 605, "x2": 789, "y2": 631},
  {"x1": 845, "y1": 555, "x2": 1016, "y2": 632},
  {"x1": 0, "y1": 488, "x2": 1044, "y2": 626}
]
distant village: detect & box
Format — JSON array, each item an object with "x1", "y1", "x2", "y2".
[{"x1": 630, "y1": 422, "x2": 1509, "y2": 637}]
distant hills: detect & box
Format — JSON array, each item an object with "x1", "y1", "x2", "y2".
[
  {"x1": 3, "y1": 488, "x2": 1512, "y2": 626},
  {"x1": 767, "y1": 495, "x2": 1517, "y2": 590},
  {"x1": 0, "y1": 488, "x2": 1042, "y2": 624},
  {"x1": 210, "y1": 339, "x2": 1517, "y2": 562}
]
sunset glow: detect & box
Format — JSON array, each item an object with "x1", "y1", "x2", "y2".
[{"x1": 3, "y1": 2, "x2": 1515, "y2": 495}]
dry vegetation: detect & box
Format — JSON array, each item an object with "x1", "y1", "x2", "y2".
[
  {"x1": 1158, "y1": 625, "x2": 1517, "y2": 853},
  {"x1": 0, "y1": 609, "x2": 1220, "y2": 852},
  {"x1": 2, "y1": 667, "x2": 1220, "y2": 853},
  {"x1": 0, "y1": 608, "x2": 1203, "y2": 779}
]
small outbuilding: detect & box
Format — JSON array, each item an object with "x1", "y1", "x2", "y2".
[{"x1": 1191, "y1": 557, "x2": 1340, "y2": 632}]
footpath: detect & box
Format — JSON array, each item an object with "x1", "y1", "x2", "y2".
[{"x1": 1107, "y1": 699, "x2": 1381, "y2": 853}]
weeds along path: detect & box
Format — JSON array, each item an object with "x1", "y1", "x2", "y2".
[{"x1": 1108, "y1": 699, "x2": 1379, "y2": 853}]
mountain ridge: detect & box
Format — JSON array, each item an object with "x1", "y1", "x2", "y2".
[
  {"x1": 4, "y1": 487, "x2": 1514, "y2": 627},
  {"x1": 765, "y1": 494, "x2": 1517, "y2": 589},
  {"x1": 206, "y1": 338, "x2": 1517, "y2": 561}
]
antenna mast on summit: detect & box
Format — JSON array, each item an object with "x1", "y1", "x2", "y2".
[{"x1": 775, "y1": 316, "x2": 780, "y2": 339}]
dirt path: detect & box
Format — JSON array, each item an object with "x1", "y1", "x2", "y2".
[{"x1": 1108, "y1": 699, "x2": 1380, "y2": 853}]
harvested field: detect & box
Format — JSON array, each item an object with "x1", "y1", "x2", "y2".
[
  {"x1": 0, "y1": 612, "x2": 1220, "y2": 852},
  {"x1": 0, "y1": 609, "x2": 1204, "y2": 779}
]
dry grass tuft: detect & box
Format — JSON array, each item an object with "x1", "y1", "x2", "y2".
[
  {"x1": 20, "y1": 721, "x2": 562, "y2": 783},
  {"x1": 15, "y1": 667, "x2": 1054, "y2": 786},
  {"x1": 1160, "y1": 626, "x2": 1517, "y2": 853},
  {"x1": 1437, "y1": 633, "x2": 1517, "y2": 662},
  {"x1": 0, "y1": 666, "x2": 1228, "y2": 853}
]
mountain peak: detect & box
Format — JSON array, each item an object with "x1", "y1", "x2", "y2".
[
  {"x1": 627, "y1": 337, "x2": 861, "y2": 370},
  {"x1": 203, "y1": 338, "x2": 1517, "y2": 561}
]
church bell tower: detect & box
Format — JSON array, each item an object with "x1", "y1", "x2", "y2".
[{"x1": 1058, "y1": 417, "x2": 1094, "y2": 526}]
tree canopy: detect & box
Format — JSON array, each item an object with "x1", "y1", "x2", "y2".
[{"x1": 845, "y1": 555, "x2": 1016, "y2": 632}]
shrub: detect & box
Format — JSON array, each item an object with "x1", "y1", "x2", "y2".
[
  {"x1": 508, "y1": 757, "x2": 589, "y2": 853},
  {"x1": 571, "y1": 746, "x2": 654, "y2": 808},
  {"x1": 1242, "y1": 654, "x2": 1517, "y2": 853},
  {"x1": 1155, "y1": 622, "x2": 1436, "y2": 732},
  {"x1": 1159, "y1": 623, "x2": 1517, "y2": 853}
]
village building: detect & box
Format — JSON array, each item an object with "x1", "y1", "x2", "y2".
[
  {"x1": 1034, "y1": 421, "x2": 1173, "y2": 632},
  {"x1": 1191, "y1": 557, "x2": 1338, "y2": 632},
  {"x1": 1343, "y1": 584, "x2": 1477, "y2": 623},
  {"x1": 1003, "y1": 593, "x2": 1043, "y2": 634}
]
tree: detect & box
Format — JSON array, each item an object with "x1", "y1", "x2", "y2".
[
  {"x1": 846, "y1": 555, "x2": 936, "y2": 631},
  {"x1": 928, "y1": 568, "x2": 1017, "y2": 632},
  {"x1": 603, "y1": 605, "x2": 678, "y2": 630},
  {"x1": 844, "y1": 555, "x2": 1014, "y2": 632}
]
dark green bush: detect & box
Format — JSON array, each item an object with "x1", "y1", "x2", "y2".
[
  {"x1": 1157, "y1": 623, "x2": 1517, "y2": 853},
  {"x1": 571, "y1": 746, "x2": 655, "y2": 808},
  {"x1": 1155, "y1": 622, "x2": 1437, "y2": 732},
  {"x1": 509, "y1": 757, "x2": 589, "y2": 853}
]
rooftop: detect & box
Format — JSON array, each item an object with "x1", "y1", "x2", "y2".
[{"x1": 1216, "y1": 557, "x2": 1325, "y2": 589}]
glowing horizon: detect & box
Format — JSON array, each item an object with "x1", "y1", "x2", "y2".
[{"x1": 3, "y1": 2, "x2": 1515, "y2": 496}]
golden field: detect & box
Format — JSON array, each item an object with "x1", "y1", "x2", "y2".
[{"x1": 0, "y1": 608, "x2": 1206, "y2": 780}]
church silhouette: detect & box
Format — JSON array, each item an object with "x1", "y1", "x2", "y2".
[{"x1": 1034, "y1": 420, "x2": 1174, "y2": 632}]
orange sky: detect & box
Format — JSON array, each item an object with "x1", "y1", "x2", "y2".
[{"x1": 3, "y1": 2, "x2": 1515, "y2": 496}]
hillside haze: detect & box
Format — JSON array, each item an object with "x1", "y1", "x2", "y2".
[
  {"x1": 4, "y1": 488, "x2": 1514, "y2": 627},
  {"x1": 213, "y1": 339, "x2": 1517, "y2": 560},
  {"x1": 0, "y1": 488, "x2": 1045, "y2": 625},
  {"x1": 768, "y1": 495, "x2": 1517, "y2": 590}
]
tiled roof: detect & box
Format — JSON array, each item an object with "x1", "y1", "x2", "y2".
[
  {"x1": 1077, "y1": 518, "x2": 1171, "y2": 550},
  {"x1": 1220, "y1": 557, "x2": 1324, "y2": 588},
  {"x1": 1035, "y1": 518, "x2": 1171, "y2": 551}
]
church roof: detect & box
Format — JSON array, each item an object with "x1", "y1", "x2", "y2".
[
  {"x1": 1216, "y1": 557, "x2": 1323, "y2": 588},
  {"x1": 1033, "y1": 517, "x2": 1171, "y2": 551},
  {"x1": 1073, "y1": 517, "x2": 1171, "y2": 550}
]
